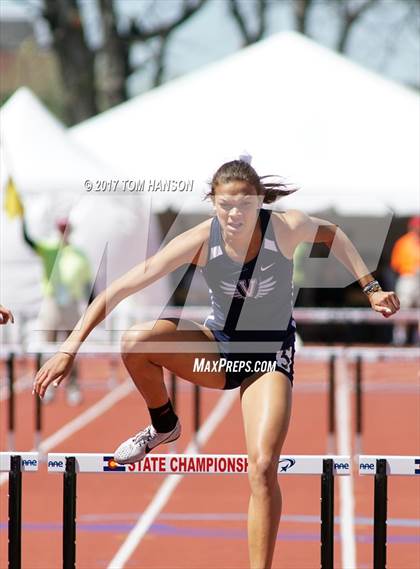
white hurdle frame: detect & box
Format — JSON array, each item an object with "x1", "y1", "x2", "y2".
[
  {"x1": 359, "y1": 455, "x2": 420, "y2": 569},
  {"x1": 47, "y1": 453, "x2": 349, "y2": 569}
]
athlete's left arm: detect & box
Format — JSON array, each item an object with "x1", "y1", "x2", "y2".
[{"x1": 285, "y1": 210, "x2": 400, "y2": 318}]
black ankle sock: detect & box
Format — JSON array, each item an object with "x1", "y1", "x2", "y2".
[{"x1": 148, "y1": 399, "x2": 178, "y2": 433}]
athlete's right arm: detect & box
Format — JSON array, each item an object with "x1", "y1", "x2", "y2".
[{"x1": 33, "y1": 221, "x2": 210, "y2": 398}]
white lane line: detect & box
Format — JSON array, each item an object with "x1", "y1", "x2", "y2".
[
  {"x1": 0, "y1": 379, "x2": 134, "y2": 487},
  {"x1": 336, "y1": 355, "x2": 356, "y2": 569},
  {"x1": 107, "y1": 389, "x2": 237, "y2": 569}
]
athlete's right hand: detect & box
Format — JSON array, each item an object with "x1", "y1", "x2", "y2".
[{"x1": 33, "y1": 352, "x2": 75, "y2": 399}]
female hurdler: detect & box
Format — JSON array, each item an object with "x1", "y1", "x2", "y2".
[{"x1": 33, "y1": 159, "x2": 400, "y2": 569}]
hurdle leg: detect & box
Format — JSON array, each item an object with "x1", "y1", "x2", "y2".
[
  {"x1": 170, "y1": 371, "x2": 177, "y2": 412},
  {"x1": 194, "y1": 385, "x2": 201, "y2": 449},
  {"x1": 63, "y1": 457, "x2": 77, "y2": 569},
  {"x1": 7, "y1": 353, "x2": 15, "y2": 452},
  {"x1": 374, "y1": 459, "x2": 388, "y2": 569},
  {"x1": 34, "y1": 353, "x2": 43, "y2": 452},
  {"x1": 355, "y1": 356, "x2": 363, "y2": 456},
  {"x1": 327, "y1": 355, "x2": 335, "y2": 454},
  {"x1": 167, "y1": 372, "x2": 178, "y2": 453},
  {"x1": 8, "y1": 455, "x2": 22, "y2": 569},
  {"x1": 320, "y1": 458, "x2": 334, "y2": 569},
  {"x1": 108, "y1": 355, "x2": 118, "y2": 390}
]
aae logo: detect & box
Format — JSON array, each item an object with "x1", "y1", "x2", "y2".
[
  {"x1": 360, "y1": 463, "x2": 375, "y2": 471},
  {"x1": 48, "y1": 460, "x2": 64, "y2": 469},
  {"x1": 334, "y1": 462, "x2": 350, "y2": 471},
  {"x1": 22, "y1": 459, "x2": 38, "y2": 467}
]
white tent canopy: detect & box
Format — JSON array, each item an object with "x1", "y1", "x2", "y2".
[
  {"x1": 71, "y1": 31, "x2": 419, "y2": 216},
  {"x1": 0, "y1": 87, "x2": 108, "y2": 195},
  {"x1": 0, "y1": 88, "x2": 169, "y2": 320}
]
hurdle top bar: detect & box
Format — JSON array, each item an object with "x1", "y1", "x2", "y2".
[
  {"x1": 22, "y1": 340, "x2": 420, "y2": 361},
  {"x1": 137, "y1": 306, "x2": 419, "y2": 325},
  {"x1": 359, "y1": 455, "x2": 420, "y2": 476},
  {"x1": 0, "y1": 452, "x2": 39, "y2": 472},
  {"x1": 47, "y1": 453, "x2": 351, "y2": 475}
]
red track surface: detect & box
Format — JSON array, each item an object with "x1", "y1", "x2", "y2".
[{"x1": 1, "y1": 355, "x2": 419, "y2": 568}]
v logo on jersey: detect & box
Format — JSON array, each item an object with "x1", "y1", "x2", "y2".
[
  {"x1": 220, "y1": 276, "x2": 276, "y2": 299},
  {"x1": 236, "y1": 279, "x2": 258, "y2": 298}
]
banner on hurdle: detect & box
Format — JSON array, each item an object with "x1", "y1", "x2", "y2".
[
  {"x1": 0, "y1": 452, "x2": 39, "y2": 472},
  {"x1": 47, "y1": 453, "x2": 351, "y2": 475},
  {"x1": 358, "y1": 455, "x2": 420, "y2": 476}
]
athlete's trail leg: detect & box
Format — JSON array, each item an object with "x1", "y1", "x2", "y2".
[{"x1": 240, "y1": 372, "x2": 292, "y2": 569}]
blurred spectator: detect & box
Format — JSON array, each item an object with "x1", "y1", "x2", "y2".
[
  {"x1": 0, "y1": 305, "x2": 14, "y2": 324},
  {"x1": 22, "y1": 215, "x2": 92, "y2": 404},
  {"x1": 390, "y1": 216, "x2": 420, "y2": 344}
]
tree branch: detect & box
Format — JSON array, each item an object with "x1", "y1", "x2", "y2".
[
  {"x1": 128, "y1": 0, "x2": 208, "y2": 42},
  {"x1": 42, "y1": 0, "x2": 97, "y2": 123},
  {"x1": 229, "y1": 0, "x2": 268, "y2": 46},
  {"x1": 294, "y1": 0, "x2": 313, "y2": 35},
  {"x1": 337, "y1": 0, "x2": 379, "y2": 53},
  {"x1": 152, "y1": 35, "x2": 169, "y2": 87},
  {"x1": 97, "y1": 0, "x2": 129, "y2": 109}
]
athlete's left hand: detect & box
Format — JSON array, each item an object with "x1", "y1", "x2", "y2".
[{"x1": 369, "y1": 290, "x2": 400, "y2": 318}]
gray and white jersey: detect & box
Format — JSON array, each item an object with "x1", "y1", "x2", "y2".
[{"x1": 200, "y1": 208, "x2": 294, "y2": 338}]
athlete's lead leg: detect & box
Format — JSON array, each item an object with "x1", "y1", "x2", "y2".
[
  {"x1": 240, "y1": 372, "x2": 292, "y2": 569},
  {"x1": 115, "y1": 318, "x2": 226, "y2": 464},
  {"x1": 120, "y1": 318, "x2": 225, "y2": 408}
]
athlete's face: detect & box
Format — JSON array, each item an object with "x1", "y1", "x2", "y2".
[{"x1": 213, "y1": 181, "x2": 262, "y2": 239}]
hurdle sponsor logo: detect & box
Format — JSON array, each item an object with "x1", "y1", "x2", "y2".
[
  {"x1": 103, "y1": 456, "x2": 126, "y2": 472},
  {"x1": 48, "y1": 460, "x2": 64, "y2": 470},
  {"x1": 334, "y1": 462, "x2": 350, "y2": 471},
  {"x1": 22, "y1": 459, "x2": 38, "y2": 468},
  {"x1": 359, "y1": 462, "x2": 375, "y2": 471},
  {"x1": 415, "y1": 459, "x2": 420, "y2": 475},
  {"x1": 278, "y1": 458, "x2": 296, "y2": 472}
]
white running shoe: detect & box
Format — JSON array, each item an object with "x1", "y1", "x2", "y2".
[{"x1": 114, "y1": 420, "x2": 181, "y2": 465}]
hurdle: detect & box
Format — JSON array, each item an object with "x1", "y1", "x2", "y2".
[
  {"x1": 349, "y1": 348, "x2": 419, "y2": 455},
  {"x1": 359, "y1": 455, "x2": 420, "y2": 569},
  {"x1": 0, "y1": 452, "x2": 39, "y2": 569},
  {"x1": 1, "y1": 345, "x2": 25, "y2": 451},
  {"x1": 7, "y1": 352, "x2": 15, "y2": 452},
  {"x1": 295, "y1": 346, "x2": 420, "y2": 454},
  {"x1": 47, "y1": 453, "x2": 350, "y2": 569}
]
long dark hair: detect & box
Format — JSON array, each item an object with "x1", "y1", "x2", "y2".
[{"x1": 208, "y1": 160, "x2": 298, "y2": 204}]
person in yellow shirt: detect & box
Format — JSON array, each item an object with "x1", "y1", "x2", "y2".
[
  {"x1": 22, "y1": 216, "x2": 92, "y2": 404},
  {"x1": 390, "y1": 216, "x2": 420, "y2": 344}
]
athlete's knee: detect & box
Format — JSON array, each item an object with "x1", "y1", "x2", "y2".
[
  {"x1": 248, "y1": 453, "x2": 279, "y2": 495},
  {"x1": 120, "y1": 323, "x2": 154, "y2": 360}
]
